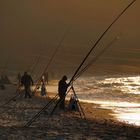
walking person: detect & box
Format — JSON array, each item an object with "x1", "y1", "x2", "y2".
[
  {"x1": 41, "y1": 76, "x2": 47, "y2": 96},
  {"x1": 21, "y1": 72, "x2": 33, "y2": 98}
]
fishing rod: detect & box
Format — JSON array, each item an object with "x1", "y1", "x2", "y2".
[
  {"x1": 25, "y1": 81, "x2": 86, "y2": 127},
  {"x1": 24, "y1": 94, "x2": 59, "y2": 127},
  {"x1": 0, "y1": 28, "x2": 69, "y2": 110},
  {"x1": 24, "y1": 86, "x2": 72, "y2": 127},
  {"x1": 0, "y1": 57, "x2": 40, "y2": 108},
  {"x1": 0, "y1": 50, "x2": 43, "y2": 108},
  {"x1": 32, "y1": 28, "x2": 69, "y2": 96},
  {"x1": 50, "y1": 0, "x2": 136, "y2": 116},
  {"x1": 69, "y1": 0, "x2": 136, "y2": 85},
  {"x1": 24, "y1": 0, "x2": 136, "y2": 127},
  {"x1": 30, "y1": 55, "x2": 41, "y2": 75},
  {"x1": 49, "y1": 85, "x2": 85, "y2": 118},
  {"x1": 23, "y1": 29, "x2": 70, "y2": 126},
  {"x1": 74, "y1": 36, "x2": 119, "y2": 81},
  {"x1": 42, "y1": 37, "x2": 119, "y2": 117}
]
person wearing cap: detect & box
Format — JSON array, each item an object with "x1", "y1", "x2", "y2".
[{"x1": 58, "y1": 75, "x2": 69, "y2": 109}]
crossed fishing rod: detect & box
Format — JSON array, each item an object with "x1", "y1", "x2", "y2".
[
  {"x1": 0, "y1": 53, "x2": 42, "y2": 110},
  {"x1": 24, "y1": 0, "x2": 137, "y2": 127},
  {"x1": 24, "y1": 74, "x2": 86, "y2": 127},
  {"x1": 23, "y1": 38, "x2": 119, "y2": 127},
  {"x1": 0, "y1": 28, "x2": 69, "y2": 112},
  {"x1": 0, "y1": 57, "x2": 43, "y2": 116},
  {"x1": 0, "y1": 0, "x2": 136, "y2": 127},
  {"x1": 23, "y1": 38, "x2": 118, "y2": 127}
]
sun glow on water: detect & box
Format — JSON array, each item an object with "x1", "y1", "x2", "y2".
[
  {"x1": 80, "y1": 100, "x2": 140, "y2": 126},
  {"x1": 35, "y1": 75, "x2": 140, "y2": 126},
  {"x1": 75, "y1": 75, "x2": 140, "y2": 126}
]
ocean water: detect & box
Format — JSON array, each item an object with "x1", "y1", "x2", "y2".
[
  {"x1": 46, "y1": 75, "x2": 140, "y2": 126},
  {"x1": 72, "y1": 75, "x2": 140, "y2": 126}
]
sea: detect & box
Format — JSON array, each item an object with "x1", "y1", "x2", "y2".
[{"x1": 47, "y1": 74, "x2": 140, "y2": 126}]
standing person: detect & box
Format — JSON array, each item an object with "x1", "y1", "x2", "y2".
[
  {"x1": 41, "y1": 76, "x2": 47, "y2": 96},
  {"x1": 58, "y1": 75, "x2": 69, "y2": 109},
  {"x1": 21, "y1": 72, "x2": 33, "y2": 98}
]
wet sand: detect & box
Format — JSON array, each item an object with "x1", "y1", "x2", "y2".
[{"x1": 0, "y1": 86, "x2": 140, "y2": 140}]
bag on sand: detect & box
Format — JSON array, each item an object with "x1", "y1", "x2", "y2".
[{"x1": 68, "y1": 96, "x2": 79, "y2": 111}]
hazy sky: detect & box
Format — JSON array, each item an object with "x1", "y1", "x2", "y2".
[{"x1": 0, "y1": 0, "x2": 140, "y2": 77}]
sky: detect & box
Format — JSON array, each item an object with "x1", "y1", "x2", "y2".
[{"x1": 0, "y1": 0, "x2": 140, "y2": 78}]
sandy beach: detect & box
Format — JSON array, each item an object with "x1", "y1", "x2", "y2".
[
  {"x1": 0, "y1": 85, "x2": 140, "y2": 140},
  {"x1": 1, "y1": 0, "x2": 140, "y2": 139}
]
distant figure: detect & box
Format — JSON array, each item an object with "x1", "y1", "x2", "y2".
[
  {"x1": 21, "y1": 72, "x2": 33, "y2": 98},
  {"x1": 41, "y1": 80, "x2": 47, "y2": 96},
  {"x1": 58, "y1": 75, "x2": 69, "y2": 109}
]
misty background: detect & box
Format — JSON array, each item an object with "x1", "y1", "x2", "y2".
[{"x1": 0, "y1": 0, "x2": 140, "y2": 79}]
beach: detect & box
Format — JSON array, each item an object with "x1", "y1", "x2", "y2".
[{"x1": 0, "y1": 85, "x2": 140, "y2": 140}]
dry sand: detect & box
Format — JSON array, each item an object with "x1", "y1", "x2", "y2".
[{"x1": 0, "y1": 85, "x2": 140, "y2": 140}]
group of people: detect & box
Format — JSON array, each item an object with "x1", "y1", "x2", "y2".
[{"x1": 19, "y1": 72, "x2": 78, "y2": 110}]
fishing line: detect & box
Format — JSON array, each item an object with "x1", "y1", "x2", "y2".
[{"x1": 69, "y1": 0, "x2": 136, "y2": 84}]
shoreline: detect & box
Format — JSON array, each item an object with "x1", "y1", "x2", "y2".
[{"x1": 0, "y1": 88, "x2": 140, "y2": 139}]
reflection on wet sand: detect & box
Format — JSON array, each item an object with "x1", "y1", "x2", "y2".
[
  {"x1": 23, "y1": 75, "x2": 140, "y2": 126},
  {"x1": 81, "y1": 100, "x2": 140, "y2": 126}
]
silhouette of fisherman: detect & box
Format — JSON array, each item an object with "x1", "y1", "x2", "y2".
[
  {"x1": 58, "y1": 75, "x2": 69, "y2": 109},
  {"x1": 21, "y1": 72, "x2": 33, "y2": 98}
]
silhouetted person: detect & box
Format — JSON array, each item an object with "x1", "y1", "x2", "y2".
[
  {"x1": 41, "y1": 81, "x2": 47, "y2": 96},
  {"x1": 58, "y1": 75, "x2": 69, "y2": 109},
  {"x1": 21, "y1": 72, "x2": 33, "y2": 98}
]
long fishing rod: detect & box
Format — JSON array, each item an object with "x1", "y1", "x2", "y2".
[
  {"x1": 24, "y1": 94, "x2": 59, "y2": 127},
  {"x1": 0, "y1": 56, "x2": 50, "y2": 112},
  {"x1": 24, "y1": 86, "x2": 72, "y2": 127},
  {"x1": 47, "y1": 0, "x2": 136, "y2": 117},
  {"x1": 25, "y1": 81, "x2": 85, "y2": 127},
  {"x1": 49, "y1": 84, "x2": 86, "y2": 120},
  {"x1": 30, "y1": 55, "x2": 41, "y2": 75},
  {"x1": 32, "y1": 28, "x2": 69, "y2": 96},
  {"x1": 23, "y1": 29, "x2": 70, "y2": 126},
  {"x1": 0, "y1": 57, "x2": 40, "y2": 108},
  {"x1": 0, "y1": 51, "x2": 43, "y2": 108},
  {"x1": 0, "y1": 28, "x2": 69, "y2": 110},
  {"x1": 74, "y1": 36, "x2": 119, "y2": 81},
  {"x1": 24, "y1": 0, "x2": 136, "y2": 127},
  {"x1": 69, "y1": 0, "x2": 136, "y2": 84}
]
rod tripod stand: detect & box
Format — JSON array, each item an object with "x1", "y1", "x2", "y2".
[{"x1": 70, "y1": 86, "x2": 86, "y2": 120}]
